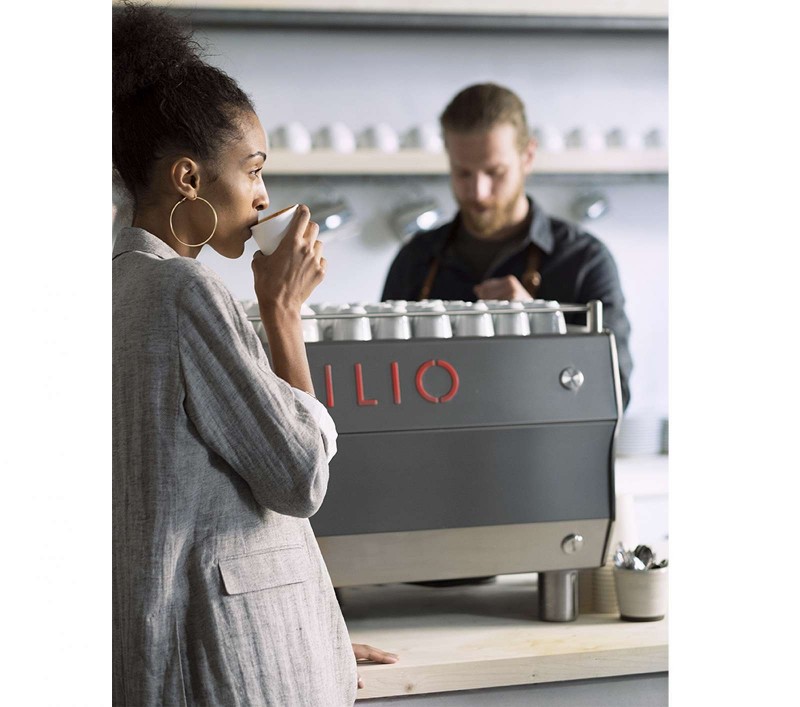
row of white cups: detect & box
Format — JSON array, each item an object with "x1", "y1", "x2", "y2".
[
  {"x1": 294, "y1": 299, "x2": 568, "y2": 343},
  {"x1": 270, "y1": 121, "x2": 666, "y2": 154}
]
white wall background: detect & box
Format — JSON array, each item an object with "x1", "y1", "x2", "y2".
[{"x1": 184, "y1": 25, "x2": 667, "y2": 418}]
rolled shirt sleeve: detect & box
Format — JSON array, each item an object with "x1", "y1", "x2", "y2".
[{"x1": 291, "y1": 388, "x2": 338, "y2": 463}]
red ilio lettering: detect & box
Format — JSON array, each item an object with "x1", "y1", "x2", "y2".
[
  {"x1": 354, "y1": 363, "x2": 378, "y2": 406},
  {"x1": 415, "y1": 359, "x2": 460, "y2": 403},
  {"x1": 324, "y1": 364, "x2": 334, "y2": 408},
  {"x1": 391, "y1": 361, "x2": 401, "y2": 404},
  {"x1": 321, "y1": 360, "x2": 459, "y2": 407}
]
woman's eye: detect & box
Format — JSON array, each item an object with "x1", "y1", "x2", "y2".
[{"x1": 250, "y1": 167, "x2": 263, "y2": 177}]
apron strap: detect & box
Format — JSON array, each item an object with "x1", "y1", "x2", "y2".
[
  {"x1": 417, "y1": 219, "x2": 543, "y2": 301},
  {"x1": 521, "y1": 244, "x2": 543, "y2": 298},
  {"x1": 418, "y1": 257, "x2": 441, "y2": 301}
]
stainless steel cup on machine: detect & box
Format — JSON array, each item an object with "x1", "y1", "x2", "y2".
[{"x1": 256, "y1": 299, "x2": 619, "y2": 621}]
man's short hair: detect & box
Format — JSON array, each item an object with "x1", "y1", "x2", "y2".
[{"x1": 439, "y1": 83, "x2": 530, "y2": 151}]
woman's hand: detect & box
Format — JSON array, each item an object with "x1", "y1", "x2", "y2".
[
  {"x1": 251, "y1": 205, "x2": 324, "y2": 394},
  {"x1": 251, "y1": 205, "x2": 325, "y2": 314},
  {"x1": 352, "y1": 643, "x2": 399, "y2": 690}
]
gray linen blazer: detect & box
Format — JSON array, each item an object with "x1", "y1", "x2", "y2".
[{"x1": 113, "y1": 228, "x2": 356, "y2": 706}]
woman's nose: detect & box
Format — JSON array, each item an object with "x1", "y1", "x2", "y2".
[{"x1": 254, "y1": 181, "x2": 269, "y2": 211}]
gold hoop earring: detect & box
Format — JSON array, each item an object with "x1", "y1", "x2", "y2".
[{"x1": 169, "y1": 196, "x2": 218, "y2": 247}]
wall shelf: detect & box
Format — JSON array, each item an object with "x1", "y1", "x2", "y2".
[
  {"x1": 264, "y1": 148, "x2": 668, "y2": 176},
  {"x1": 149, "y1": 0, "x2": 668, "y2": 32}
]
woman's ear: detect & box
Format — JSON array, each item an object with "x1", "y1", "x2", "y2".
[{"x1": 170, "y1": 157, "x2": 201, "y2": 199}]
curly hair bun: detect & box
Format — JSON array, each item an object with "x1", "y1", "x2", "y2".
[
  {"x1": 112, "y1": 1, "x2": 254, "y2": 196},
  {"x1": 112, "y1": 2, "x2": 203, "y2": 110}
]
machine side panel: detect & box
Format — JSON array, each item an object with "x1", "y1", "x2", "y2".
[{"x1": 311, "y1": 421, "x2": 614, "y2": 537}]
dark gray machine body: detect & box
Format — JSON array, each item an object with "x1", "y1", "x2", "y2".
[{"x1": 302, "y1": 332, "x2": 621, "y2": 587}]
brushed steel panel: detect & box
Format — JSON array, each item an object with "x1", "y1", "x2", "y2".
[{"x1": 317, "y1": 519, "x2": 610, "y2": 587}]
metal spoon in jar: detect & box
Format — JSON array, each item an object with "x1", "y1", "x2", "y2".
[{"x1": 634, "y1": 544, "x2": 655, "y2": 569}]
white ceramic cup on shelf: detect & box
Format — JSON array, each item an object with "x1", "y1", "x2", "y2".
[
  {"x1": 584, "y1": 125, "x2": 606, "y2": 151},
  {"x1": 251, "y1": 204, "x2": 299, "y2": 255},
  {"x1": 565, "y1": 125, "x2": 604, "y2": 151},
  {"x1": 644, "y1": 128, "x2": 665, "y2": 149},
  {"x1": 358, "y1": 123, "x2": 400, "y2": 153},
  {"x1": 270, "y1": 122, "x2": 312, "y2": 153},
  {"x1": 314, "y1": 122, "x2": 357, "y2": 153},
  {"x1": 402, "y1": 123, "x2": 444, "y2": 152},
  {"x1": 606, "y1": 127, "x2": 644, "y2": 150},
  {"x1": 564, "y1": 127, "x2": 585, "y2": 149},
  {"x1": 532, "y1": 125, "x2": 565, "y2": 152}
]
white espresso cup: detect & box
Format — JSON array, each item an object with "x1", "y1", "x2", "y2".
[
  {"x1": 489, "y1": 300, "x2": 531, "y2": 336},
  {"x1": 251, "y1": 204, "x2": 299, "y2": 255},
  {"x1": 317, "y1": 303, "x2": 346, "y2": 341},
  {"x1": 300, "y1": 303, "x2": 320, "y2": 343},
  {"x1": 546, "y1": 300, "x2": 567, "y2": 334},
  {"x1": 372, "y1": 302, "x2": 412, "y2": 340},
  {"x1": 453, "y1": 301, "x2": 494, "y2": 337},
  {"x1": 528, "y1": 299, "x2": 567, "y2": 334},
  {"x1": 332, "y1": 305, "x2": 372, "y2": 341},
  {"x1": 409, "y1": 300, "x2": 452, "y2": 339}
]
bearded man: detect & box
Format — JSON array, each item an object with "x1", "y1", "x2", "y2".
[{"x1": 381, "y1": 82, "x2": 633, "y2": 409}]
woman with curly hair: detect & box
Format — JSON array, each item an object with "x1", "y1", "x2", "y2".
[{"x1": 112, "y1": 3, "x2": 395, "y2": 704}]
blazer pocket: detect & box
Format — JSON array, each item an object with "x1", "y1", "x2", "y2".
[{"x1": 218, "y1": 545, "x2": 311, "y2": 596}]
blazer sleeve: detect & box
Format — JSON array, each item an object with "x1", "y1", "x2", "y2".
[{"x1": 177, "y1": 275, "x2": 331, "y2": 518}]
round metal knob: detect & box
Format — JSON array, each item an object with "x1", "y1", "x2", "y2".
[
  {"x1": 561, "y1": 534, "x2": 584, "y2": 554},
  {"x1": 560, "y1": 367, "x2": 585, "y2": 391}
]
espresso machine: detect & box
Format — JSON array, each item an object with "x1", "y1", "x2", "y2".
[{"x1": 251, "y1": 299, "x2": 622, "y2": 621}]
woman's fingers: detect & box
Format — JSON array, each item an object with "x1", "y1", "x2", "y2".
[
  {"x1": 304, "y1": 217, "x2": 320, "y2": 246},
  {"x1": 352, "y1": 643, "x2": 399, "y2": 663},
  {"x1": 290, "y1": 204, "x2": 311, "y2": 241}
]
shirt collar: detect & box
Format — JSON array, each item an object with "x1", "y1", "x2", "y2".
[
  {"x1": 112, "y1": 227, "x2": 181, "y2": 261},
  {"x1": 449, "y1": 195, "x2": 555, "y2": 256},
  {"x1": 525, "y1": 196, "x2": 555, "y2": 255}
]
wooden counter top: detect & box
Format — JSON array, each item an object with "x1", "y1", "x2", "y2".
[{"x1": 340, "y1": 573, "x2": 668, "y2": 700}]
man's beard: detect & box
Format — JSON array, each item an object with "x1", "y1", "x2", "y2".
[{"x1": 459, "y1": 184, "x2": 526, "y2": 239}]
